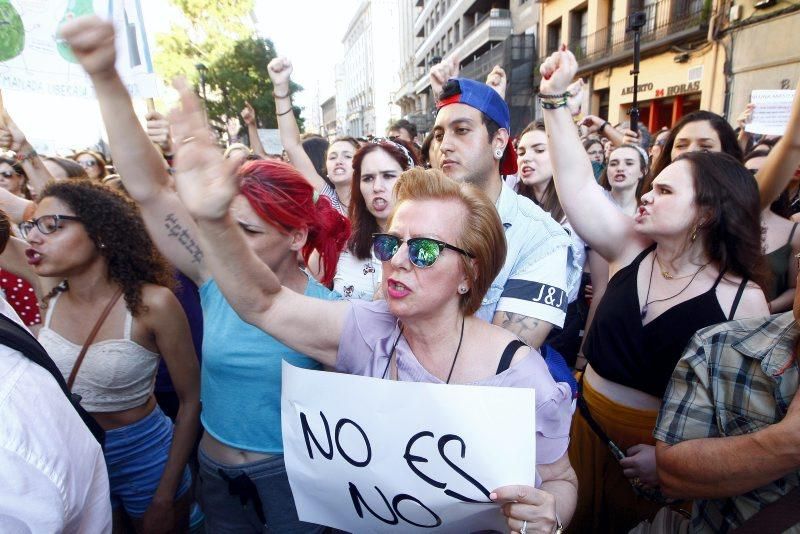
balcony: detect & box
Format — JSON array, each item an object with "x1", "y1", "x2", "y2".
[{"x1": 541, "y1": 0, "x2": 710, "y2": 76}]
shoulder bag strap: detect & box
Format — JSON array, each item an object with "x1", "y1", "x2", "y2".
[
  {"x1": 66, "y1": 288, "x2": 123, "y2": 391},
  {"x1": 734, "y1": 485, "x2": 800, "y2": 533},
  {"x1": 0, "y1": 313, "x2": 106, "y2": 448}
]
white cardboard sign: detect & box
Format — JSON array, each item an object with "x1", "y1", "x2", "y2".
[
  {"x1": 0, "y1": 0, "x2": 160, "y2": 99},
  {"x1": 745, "y1": 90, "x2": 796, "y2": 136},
  {"x1": 281, "y1": 361, "x2": 537, "y2": 533}
]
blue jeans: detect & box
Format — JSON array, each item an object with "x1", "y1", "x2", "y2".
[
  {"x1": 197, "y1": 447, "x2": 326, "y2": 533},
  {"x1": 105, "y1": 405, "x2": 192, "y2": 517}
]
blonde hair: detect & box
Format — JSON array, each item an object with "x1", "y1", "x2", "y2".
[{"x1": 390, "y1": 168, "x2": 506, "y2": 315}]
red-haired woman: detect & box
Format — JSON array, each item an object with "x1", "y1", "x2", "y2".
[
  {"x1": 62, "y1": 16, "x2": 351, "y2": 532},
  {"x1": 323, "y1": 138, "x2": 419, "y2": 299}
]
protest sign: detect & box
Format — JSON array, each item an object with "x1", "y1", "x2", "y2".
[
  {"x1": 0, "y1": 0, "x2": 159, "y2": 99},
  {"x1": 281, "y1": 361, "x2": 537, "y2": 533},
  {"x1": 745, "y1": 90, "x2": 796, "y2": 136}
]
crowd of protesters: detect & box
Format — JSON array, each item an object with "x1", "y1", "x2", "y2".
[{"x1": 1, "y1": 14, "x2": 800, "y2": 534}]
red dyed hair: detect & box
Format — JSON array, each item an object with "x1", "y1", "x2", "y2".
[{"x1": 237, "y1": 160, "x2": 350, "y2": 286}]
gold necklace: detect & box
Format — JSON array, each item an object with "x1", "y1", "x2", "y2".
[{"x1": 655, "y1": 253, "x2": 707, "y2": 280}]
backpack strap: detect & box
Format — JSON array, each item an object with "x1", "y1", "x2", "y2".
[{"x1": 0, "y1": 313, "x2": 105, "y2": 448}]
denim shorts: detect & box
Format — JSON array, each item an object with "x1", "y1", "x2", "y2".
[
  {"x1": 197, "y1": 447, "x2": 326, "y2": 533},
  {"x1": 105, "y1": 405, "x2": 192, "y2": 517}
]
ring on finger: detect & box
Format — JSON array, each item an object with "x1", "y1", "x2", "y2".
[
  {"x1": 181, "y1": 136, "x2": 197, "y2": 144},
  {"x1": 520, "y1": 520, "x2": 528, "y2": 534}
]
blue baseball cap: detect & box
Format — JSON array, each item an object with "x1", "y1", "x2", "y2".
[{"x1": 436, "y1": 78, "x2": 517, "y2": 175}]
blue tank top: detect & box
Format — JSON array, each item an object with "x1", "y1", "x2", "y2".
[{"x1": 200, "y1": 274, "x2": 335, "y2": 453}]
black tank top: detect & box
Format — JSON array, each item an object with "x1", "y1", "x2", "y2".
[{"x1": 584, "y1": 245, "x2": 746, "y2": 398}]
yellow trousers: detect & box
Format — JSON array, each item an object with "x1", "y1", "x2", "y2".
[{"x1": 568, "y1": 377, "x2": 664, "y2": 533}]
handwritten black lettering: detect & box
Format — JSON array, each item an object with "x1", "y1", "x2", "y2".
[
  {"x1": 348, "y1": 483, "x2": 399, "y2": 525},
  {"x1": 404, "y1": 431, "x2": 446, "y2": 489},
  {"x1": 438, "y1": 435, "x2": 492, "y2": 503},
  {"x1": 300, "y1": 411, "x2": 334, "y2": 461},
  {"x1": 335, "y1": 418, "x2": 372, "y2": 468},
  {"x1": 392, "y1": 493, "x2": 442, "y2": 528}
]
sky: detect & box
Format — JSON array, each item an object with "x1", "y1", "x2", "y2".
[{"x1": 2, "y1": 0, "x2": 363, "y2": 154}]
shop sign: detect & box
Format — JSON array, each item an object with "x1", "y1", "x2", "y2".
[{"x1": 654, "y1": 81, "x2": 701, "y2": 98}]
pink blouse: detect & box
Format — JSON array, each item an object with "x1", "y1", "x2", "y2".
[{"x1": 335, "y1": 300, "x2": 574, "y2": 476}]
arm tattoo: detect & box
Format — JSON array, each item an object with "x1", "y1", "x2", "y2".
[
  {"x1": 164, "y1": 213, "x2": 204, "y2": 264},
  {"x1": 494, "y1": 311, "x2": 552, "y2": 349}
]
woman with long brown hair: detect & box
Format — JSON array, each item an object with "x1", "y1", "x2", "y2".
[
  {"x1": 328, "y1": 138, "x2": 419, "y2": 299},
  {"x1": 539, "y1": 47, "x2": 769, "y2": 532}
]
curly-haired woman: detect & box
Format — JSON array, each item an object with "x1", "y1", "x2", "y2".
[{"x1": 0, "y1": 179, "x2": 200, "y2": 533}]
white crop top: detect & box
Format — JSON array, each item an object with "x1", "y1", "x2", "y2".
[{"x1": 38, "y1": 293, "x2": 160, "y2": 412}]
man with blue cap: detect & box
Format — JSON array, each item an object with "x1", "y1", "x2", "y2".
[{"x1": 431, "y1": 70, "x2": 580, "y2": 352}]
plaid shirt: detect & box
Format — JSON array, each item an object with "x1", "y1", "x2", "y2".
[{"x1": 654, "y1": 311, "x2": 800, "y2": 533}]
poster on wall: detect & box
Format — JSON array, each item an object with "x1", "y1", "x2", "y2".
[
  {"x1": 0, "y1": 0, "x2": 159, "y2": 98},
  {"x1": 281, "y1": 361, "x2": 537, "y2": 533}
]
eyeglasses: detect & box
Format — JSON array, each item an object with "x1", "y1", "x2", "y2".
[
  {"x1": 78, "y1": 159, "x2": 98, "y2": 168},
  {"x1": 0, "y1": 170, "x2": 16, "y2": 178},
  {"x1": 372, "y1": 233, "x2": 474, "y2": 268},
  {"x1": 19, "y1": 214, "x2": 83, "y2": 240}
]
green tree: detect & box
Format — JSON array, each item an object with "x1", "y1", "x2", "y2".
[
  {"x1": 205, "y1": 36, "x2": 303, "y2": 131},
  {"x1": 154, "y1": 0, "x2": 303, "y2": 133}
]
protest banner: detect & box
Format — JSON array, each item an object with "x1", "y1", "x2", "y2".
[
  {"x1": 0, "y1": 0, "x2": 159, "y2": 99},
  {"x1": 745, "y1": 90, "x2": 796, "y2": 136},
  {"x1": 281, "y1": 361, "x2": 537, "y2": 533}
]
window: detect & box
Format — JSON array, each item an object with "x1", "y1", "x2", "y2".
[
  {"x1": 569, "y1": 8, "x2": 589, "y2": 58},
  {"x1": 546, "y1": 19, "x2": 562, "y2": 55}
]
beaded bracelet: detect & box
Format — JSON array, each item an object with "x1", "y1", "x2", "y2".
[
  {"x1": 539, "y1": 91, "x2": 571, "y2": 99},
  {"x1": 540, "y1": 99, "x2": 568, "y2": 110},
  {"x1": 15, "y1": 148, "x2": 37, "y2": 163}
]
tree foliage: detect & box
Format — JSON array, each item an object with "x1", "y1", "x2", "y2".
[{"x1": 154, "y1": 0, "x2": 303, "y2": 132}]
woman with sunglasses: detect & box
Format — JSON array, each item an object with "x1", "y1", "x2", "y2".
[
  {"x1": 168, "y1": 73, "x2": 577, "y2": 533},
  {"x1": 73, "y1": 149, "x2": 109, "y2": 181},
  {"x1": 326, "y1": 138, "x2": 419, "y2": 300},
  {"x1": 61, "y1": 16, "x2": 351, "y2": 531},
  {"x1": 539, "y1": 48, "x2": 769, "y2": 532},
  {"x1": 0, "y1": 179, "x2": 200, "y2": 533}
]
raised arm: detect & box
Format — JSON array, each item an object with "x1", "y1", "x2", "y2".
[
  {"x1": 60, "y1": 16, "x2": 208, "y2": 285},
  {"x1": 268, "y1": 58, "x2": 327, "y2": 191},
  {"x1": 169, "y1": 79, "x2": 347, "y2": 366},
  {"x1": 0, "y1": 112, "x2": 57, "y2": 198},
  {"x1": 757, "y1": 79, "x2": 800, "y2": 209},
  {"x1": 241, "y1": 102, "x2": 266, "y2": 157},
  {"x1": 539, "y1": 48, "x2": 647, "y2": 263}
]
